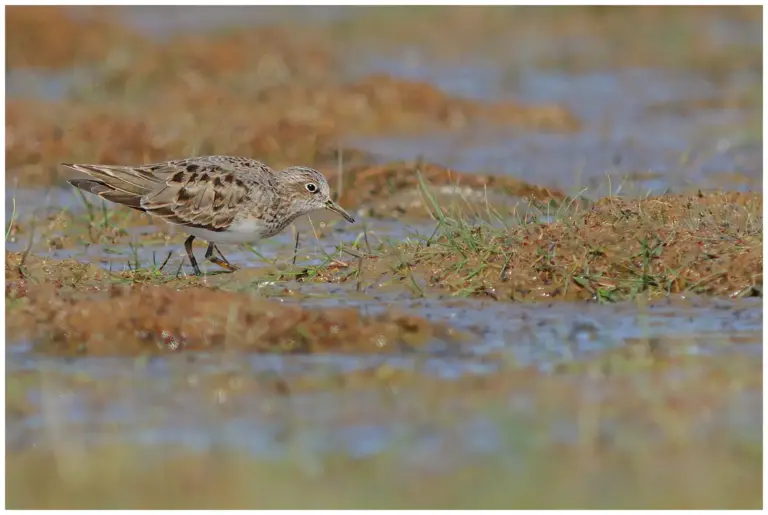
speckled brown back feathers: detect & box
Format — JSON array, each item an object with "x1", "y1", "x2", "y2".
[
  {"x1": 140, "y1": 165, "x2": 257, "y2": 231},
  {"x1": 64, "y1": 156, "x2": 278, "y2": 233}
]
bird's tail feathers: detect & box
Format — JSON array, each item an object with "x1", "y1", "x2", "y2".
[
  {"x1": 62, "y1": 163, "x2": 161, "y2": 196},
  {"x1": 67, "y1": 178, "x2": 145, "y2": 211}
]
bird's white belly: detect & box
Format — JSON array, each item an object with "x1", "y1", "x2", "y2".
[{"x1": 181, "y1": 218, "x2": 269, "y2": 244}]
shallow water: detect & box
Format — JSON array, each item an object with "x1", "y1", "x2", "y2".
[{"x1": 6, "y1": 289, "x2": 763, "y2": 459}]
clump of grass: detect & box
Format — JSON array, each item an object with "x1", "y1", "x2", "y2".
[
  {"x1": 445, "y1": 191, "x2": 760, "y2": 301},
  {"x1": 110, "y1": 246, "x2": 182, "y2": 285},
  {"x1": 309, "y1": 183, "x2": 762, "y2": 303}
]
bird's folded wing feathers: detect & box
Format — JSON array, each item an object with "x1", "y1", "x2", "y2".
[{"x1": 140, "y1": 166, "x2": 256, "y2": 231}]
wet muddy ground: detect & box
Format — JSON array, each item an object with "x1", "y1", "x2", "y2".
[{"x1": 4, "y1": 6, "x2": 763, "y2": 509}]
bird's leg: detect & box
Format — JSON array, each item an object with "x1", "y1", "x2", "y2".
[
  {"x1": 213, "y1": 244, "x2": 234, "y2": 267},
  {"x1": 205, "y1": 243, "x2": 239, "y2": 272},
  {"x1": 292, "y1": 227, "x2": 300, "y2": 266},
  {"x1": 184, "y1": 235, "x2": 202, "y2": 276}
]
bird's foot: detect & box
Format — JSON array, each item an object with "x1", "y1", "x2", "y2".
[{"x1": 207, "y1": 256, "x2": 240, "y2": 272}]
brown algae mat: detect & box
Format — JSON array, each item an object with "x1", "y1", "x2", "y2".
[
  {"x1": 6, "y1": 7, "x2": 144, "y2": 70},
  {"x1": 304, "y1": 191, "x2": 763, "y2": 301},
  {"x1": 6, "y1": 253, "x2": 465, "y2": 356}
]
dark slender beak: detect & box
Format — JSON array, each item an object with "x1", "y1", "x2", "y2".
[{"x1": 326, "y1": 199, "x2": 355, "y2": 223}]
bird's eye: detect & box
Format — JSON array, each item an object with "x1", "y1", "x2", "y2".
[{"x1": 305, "y1": 182, "x2": 318, "y2": 193}]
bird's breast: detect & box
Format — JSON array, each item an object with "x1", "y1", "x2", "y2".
[
  {"x1": 183, "y1": 218, "x2": 270, "y2": 244},
  {"x1": 224, "y1": 217, "x2": 273, "y2": 242}
]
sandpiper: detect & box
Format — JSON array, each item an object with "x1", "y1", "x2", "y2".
[{"x1": 63, "y1": 155, "x2": 355, "y2": 275}]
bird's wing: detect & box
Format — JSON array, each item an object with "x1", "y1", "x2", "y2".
[{"x1": 139, "y1": 158, "x2": 275, "y2": 232}]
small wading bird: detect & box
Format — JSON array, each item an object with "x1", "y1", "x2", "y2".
[{"x1": 64, "y1": 155, "x2": 355, "y2": 275}]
